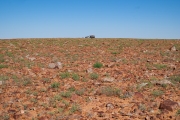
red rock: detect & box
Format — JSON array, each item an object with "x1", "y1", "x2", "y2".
[
  {"x1": 134, "y1": 92, "x2": 144, "y2": 100},
  {"x1": 159, "y1": 99, "x2": 178, "y2": 111},
  {"x1": 70, "y1": 94, "x2": 79, "y2": 102}
]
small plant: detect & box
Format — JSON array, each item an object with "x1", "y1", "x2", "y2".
[
  {"x1": 61, "y1": 91, "x2": 72, "y2": 98},
  {"x1": 57, "y1": 107, "x2": 64, "y2": 113},
  {"x1": 54, "y1": 94, "x2": 62, "y2": 101},
  {"x1": 60, "y1": 72, "x2": 70, "y2": 79},
  {"x1": 68, "y1": 87, "x2": 76, "y2": 92},
  {"x1": 42, "y1": 78, "x2": 50, "y2": 83},
  {"x1": 0, "y1": 64, "x2": 8, "y2": 69},
  {"x1": 30, "y1": 98, "x2": 38, "y2": 103},
  {"x1": 1, "y1": 113, "x2": 10, "y2": 120},
  {"x1": 100, "y1": 86, "x2": 121, "y2": 97},
  {"x1": 23, "y1": 78, "x2": 32, "y2": 86},
  {"x1": 62, "y1": 100, "x2": 70, "y2": 108},
  {"x1": 72, "y1": 73, "x2": 80, "y2": 81},
  {"x1": 0, "y1": 54, "x2": 5, "y2": 63},
  {"x1": 169, "y1": 75, "x2": 180, "y2": 83},
  {"x1": 152, "y1": 90, "x2": 164, "y2": 97},
  {"x1": 90, "y1": 73, "x2": 99, "y2": 80},
  {"x1": 153, "y1": 64, "x2": 167, "y2": 70},
  {"x1": 139, "y1": 103, "x2": 146, "y2": 111},
  {"x1": 82, "y1": 77, "x2": 88, "y2": 82},
  {"x1": 93, "y1": 62, "x2": 103, "y2": 68},
  {"x1": 176, "y1": 109, "x2": 180, "y2": 115},
  {"x1": 161, "y1": 84, "x2": 167, "y2": 88},
  {"x1": 70, "y1": 104, "x2": 80, "y2": 114},
  {"x1": 51, "y1": 82, "x2": 60, "y2": 88},
  {"x1": 75, "y1": 88, "x2": 85, "y2": 96}
]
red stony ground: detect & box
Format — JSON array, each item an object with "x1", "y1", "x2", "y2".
[{"x1": 0, "y1": 38, "x2": 180, "y2": 120}]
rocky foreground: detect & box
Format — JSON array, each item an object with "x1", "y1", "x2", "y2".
[{"x1": 0, "y1": 38, "x2": 180, "y2": 120}]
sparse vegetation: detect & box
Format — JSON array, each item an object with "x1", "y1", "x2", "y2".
[
  {"x1": 169, "y1": 75, "x2": 180, "y2": 83},
  {"x1": 152, "y1": 90, "x2": 164, "y2": 97},
  {"x1": 0, "y1": 38, "x2": 180, "y2": 119},
  {"x1": 153, "y1": 64, "x2": 167, "y2": 70},
  {"x1": 100, "y1": 86, "x2": 121, "y2": 97}
]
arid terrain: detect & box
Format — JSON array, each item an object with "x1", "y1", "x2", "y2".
[{"x1": 0, "y1": 38, "x2": 180, "y2": 120}]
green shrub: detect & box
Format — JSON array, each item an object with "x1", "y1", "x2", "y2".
[
  {"x1": 51, "y1": 82, "x2": 60, "y2": 88},
  {"x1": 93, "y1": 62, "x2": 103, "y2": 68},
  {"x1": 60, "y1": 72, "x2": 70, "y2": 79},
  {"x1": 153, "y1": 64, "x2": 167, "y2": 70},
  {"x1": 72, "y1": 73, "x2": 80, "y2": 81},
  {"x1": 61, "y1": 91, "x2": 72, "y2": 98},
  {"x1": 90, "y1": 73, "x2": 99, "y2": 80},
  {"x1": 0, "y1": 64, "x2": 8, "y2": 69}
]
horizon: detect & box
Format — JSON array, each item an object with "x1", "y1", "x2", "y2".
[{"x1": 0, "y1": 0, "x2": 180, "y2": 39}]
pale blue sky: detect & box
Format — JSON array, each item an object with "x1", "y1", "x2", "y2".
[{"x1": 0, "y1": 0, "x2": 180, "y2": 39}]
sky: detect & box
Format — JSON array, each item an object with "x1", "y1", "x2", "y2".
[{"x1": 0, "y1": 0, "x2": 180, "y2": 39}]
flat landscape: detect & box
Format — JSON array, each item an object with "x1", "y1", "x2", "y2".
[{"x1": 0, "y1": 38, "x2": 180, "y2": 120}]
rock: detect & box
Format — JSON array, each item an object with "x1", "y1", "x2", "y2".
[
  {"x1": 97, "y1": 111, "x2": 105, "y2": 117},
  {"x1": 87, "y1": 68, "x2": 93, "y2": 73},
  {"x1": 176, "y1": 115, "x2": 180, "y2": 120},
  {"x1": 26, "y1": 55, "x2": 36, "y2": 61},
  {"x1": 48, "y1": 63, "x2": 56, "y2": 69},
  {"x1": 106, "y1": 103, "x2": 114, "y2": 110},
  {"x1": 159, "y1": 99, "x2": 179, "y2": 111},
  {"x1": 134, "y1": 92, "x2": 144, "y2": 100},
  {"x1": 170, "y1": 46, "x2": 176, "y2": 51},
  {"x1": 48, "y1": 62, "x2": 62, "y2": 69},
  {"x1": 103, "y1": 77, "x2": 115, "y2": 82},
  {"x1": 138, "y1": 83, "x2": 148, "y2": 89},
  {"x1": 56, "y1": 62, "x2": 62, "y2": 69},
  {"x1": 70, "y1": 94, "x2": 79, "y2": 102},
  {"x1": 151, "y1": 79, "x2": 172, "y2": 85},
  {"x1": 21, "y1": 110, "x2": 25, "y2": 114}
]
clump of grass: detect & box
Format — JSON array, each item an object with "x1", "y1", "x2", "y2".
[
  {"x1": 93, "y1": 62, "x2": 103, "y2": 68},
  {"x1": 75, "y1": 88, "x2": 85, "y2": 96},
  {"x1": 42, "y1": 78, "x2": 50, "y2": 83},
  {"x1": 152, "y1": 90, "x2": 164, "y2": 97},
  {"x1": 90, "y1": 73, "x2": 99, "y2": 80},
  {"x1": 176, "y1": 109, "x2": 180, "y2": 115},
  {"x1": 138, "y1": 103, "x2": 146, "y2": 111},
  {"x1": 60, "y1": 72, "x2": 70, "y2": 79},
  {"x1": 153, "y1": 64, "x2": 167, "y2": 70},
  {"x1": 1, "y1": 113, "x2": 10, "y2": 120},
  {"x1": 169, "y1": 75, "x2": 180, "y2": 83},
  {"x1": 61, "y1": 91, "x2": 72, "y2": 98},
  {"x1": 23, "y1": 78, "x2": 32, "y2": 86},
  {"x1": 0, "y1": 64, "x2": 8, "y2": 69},
  {"x1": 0, "y1": 54, "x2": 5, "y2": 63},
  {"x1": 30, "y1": 98, "x2": 38, "y2": 104},
  {"x1": 70, "y1": 104, "x2": 80, "y2": 114},
  {"x1": 100, "y1": 86, "x2": 121, "y2": 97},
  {"x1": 72, "y1": 73, "x2": 80, "y2": 81},
  {"x1": 68, "y1": 87, "x2": 76, "y2": 92},
  {"x1": 51, "y1": 82, "x2": 60, "y2": 88},
  {"x1": 54, "y1": 94, "x2": 62, "y2": 101}
]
